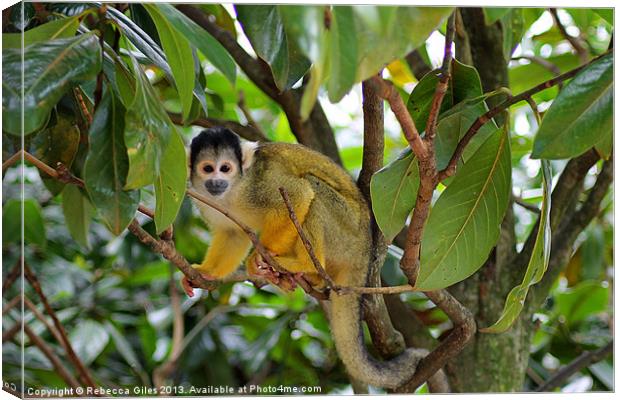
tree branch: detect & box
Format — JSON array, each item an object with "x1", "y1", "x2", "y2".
[
  {"x1": 397, "y1": 289, "x2": 476, "y2": 392},
  {"x1": 24, "y1": 262, "x2": 98, "y2": 388},
  {"x1": 536, "y1": 341, "x2": 613, "y2": 392},
  {"x1": 176, "y1": 4, "x2": 341, "y2": 163},
  {"x1": 550, "y1": 8, "x2": 589, "y2": 64},
  {"x1": 438, "y1": 50, "x2": 611, "y2": 181},
  {"x1": 358, "y1": 76, "x2": 385, "y2": 200},
  {"x1": 23, "y1": 323, "x2": 81, "y2": 390},
  {"x1": 237, "y1": 90, "x2": 267, "y2": 139}
]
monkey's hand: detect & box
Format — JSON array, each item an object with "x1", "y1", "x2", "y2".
[
  {"x1": 248, "y1": 251, "x2": 298, "y2": 292},
  {"x1": 181, "y1": 268, "x2": 217, "y2": 297}
]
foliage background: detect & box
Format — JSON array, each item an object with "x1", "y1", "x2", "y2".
[{"x1": 1, "y1": 2, "x2": 613, "y2": 394}]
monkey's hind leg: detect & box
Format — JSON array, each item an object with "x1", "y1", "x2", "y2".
[{"x1": 194, "y1": 229, "x2": 252, "y2": 279}]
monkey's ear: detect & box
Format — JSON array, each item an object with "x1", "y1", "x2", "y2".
[{"x1": 240, "y1": 141, "x2": 258, "y2": 172}]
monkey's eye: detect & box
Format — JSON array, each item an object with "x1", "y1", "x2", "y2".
[
  {"x1": 203, "y1": 165, "x2": 214, "y2": 173},
  {"x1": 220, "y1": 164, "x2": 231, "y2": 173}
]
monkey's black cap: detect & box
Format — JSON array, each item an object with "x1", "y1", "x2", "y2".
[{"x1": 190, "y1": 127, "x2": 243, "y2": 171}]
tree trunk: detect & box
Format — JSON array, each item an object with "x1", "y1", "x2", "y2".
[{"x1": 445, "y1": 8, "x2": 533, "y2": 392}]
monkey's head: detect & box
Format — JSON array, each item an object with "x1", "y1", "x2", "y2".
[{"x1": 189, "y1": 127, "x2": 255, "y2": 198}]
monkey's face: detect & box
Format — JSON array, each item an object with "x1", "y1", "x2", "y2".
[{"x1": 190, "y1": 148, "x2": 241, "y2": 198}]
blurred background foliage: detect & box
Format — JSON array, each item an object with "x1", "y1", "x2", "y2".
[{"x1": 2, "y1": 3, "x2": 613, "y2": 394}]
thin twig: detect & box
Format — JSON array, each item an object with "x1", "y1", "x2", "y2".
[
  {"x1": 2, "y1": 322, "x2": 21, "y2": 343},
  {"x1": 2, "y1": 258, "x2": 22, "y2": 293},
  {"x1": 367, "y1": 76, "x2": 426, "y2": 159},
  {"x1": 24, "y1": 297, "x2": 64, "y2": 348},
  {"x1": 537, "y1": 341, "x2": 613, "y2": 392},
  {"x1": 425, "y1": 11, "x2": 456, "y2": 141},
  {"x1": 511, "y1": 55, "x2": 563, "y2": 89},
  {"x1": 278, "y1": 187, "x2": 338, "y2": 291},
  {"x1": 24, "y1": 262, "x2": 98, "y2": 388},
  {"x1": 23, "y1": 324, "x2": 81, "y2": 389},
  {"x1": 439, "y1": 49, "x2": 611, "y2": 181},
  {"x1": 550, "y1": 8, "x2": 589, "y2": 64},
  {"x1": 2, "y1": 295, "x2": 21, "y2": 315},
  {"x1": 398, "y1": 289, "x2": 476, "y2": 392},
  {"x1": 513, "y1": 195, "x2": 541, "y2": 214},
  {"x1": 2, "y1": 150, "x2": 22, "y2": 173}
]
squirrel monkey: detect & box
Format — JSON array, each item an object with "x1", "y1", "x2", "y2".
[{"x1": 185, "y1": 127, "x2": 422, "y2": 389}]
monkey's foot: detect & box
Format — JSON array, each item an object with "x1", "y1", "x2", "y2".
[{"x1": 181, "y1": 271, "x2": 217, "y2": 297}]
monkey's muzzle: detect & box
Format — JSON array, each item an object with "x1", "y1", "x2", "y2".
[{"x1": 205, "y1": 179, "x2": 228, "y2": 196}]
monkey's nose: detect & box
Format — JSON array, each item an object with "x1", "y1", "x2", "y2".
[{"x1": 205, "y1": 179, "x2": 228, "y2": 196}]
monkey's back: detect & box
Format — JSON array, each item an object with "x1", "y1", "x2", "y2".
[{"x1": 246, "y1": 142, "x2": 372, "y2": 286}]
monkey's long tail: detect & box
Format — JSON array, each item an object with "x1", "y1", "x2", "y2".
[{"x1": 329, "y1": 291, "x2": 423, "y2": 389}]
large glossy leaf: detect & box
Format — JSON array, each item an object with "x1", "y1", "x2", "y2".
[
  {"x1": 353, "y1": 6, "x2": 453, "y2": 81},
  {"x1": 370, "y1": 149, "x2": 420, "y2": 242},
  {"x1": 235, "y1": 5, "x2": 310, "y2": 90},
  {"x1": 326, "y1": 6, "x2": 358, "y2": 102},
  {"x1": 408, "y1": 59, "x2": 483, "y2": 133},
  {"x1": 435, "y1": 99, "x2": 499, "y2": 170},
  {"x1": 481, "y1": 160, "x2": 552, "y2": 333},
  {"x1": 151, "y1": 4, "x2": 236, "y2": 84},
  {"x1": 68, "y1": 320, "x2": 109, "y2": 365},
  {"x1": 154, "y1": 129, "x2": 187, "y2": 234},
  {"x1": 62, "y1": 185, "x2": 93, "y2": 249},
  {"x1": 417, "y1": 129, "x2": 511, "y2": 290},
  {"x1": 532, "y1": 53, "x2": 613, "y2": 159},
  {"x1": 83, "y1": 90, "x2": 139, "y2": 235},
  {"x1": 3, "y1": 199, "x2": 47, "y2": 250},
  {"x1": 124, "y1": 57, "x2": 173, "y2": 189},
  {"x1": 144, "y1": 4, "x2": 195, "y2": 122},
  {"x1": 2, "y1": 32, "x2": 101, "y2": 136},
  {"x1": 2, "y1": 15, "x2": 81, "y2": 49}
]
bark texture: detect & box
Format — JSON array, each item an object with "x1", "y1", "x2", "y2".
[{"x1": 446, "y1": 7, "x2": 530, "y2": 392}]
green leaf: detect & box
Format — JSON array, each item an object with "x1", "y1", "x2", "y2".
[
  {"x1": 62, "y1": 185, "x2": 93, "y2": 249},
  {"x1": 326, "y1": 6, "x2": 358, "y2": 102},
  {"x1": 595, "y1": 131, "x2": 612, "y2": 160},
  {"x1": 84, "y1": 89, "x2": 139, "y2": 235},
  {"x1": 370, "y1": 149, "x2": 420, "y2": 242},
  {"x1": 124, "y1": 57, "x2": 173, "y2": 189},
  {"x1": 154, "y1": 129, "x2": 187, "y2": 234},
  {"x1": 3, "y1": 199, "x2": 47, "y2": 250},
  {"x1": 532, "y1": 53, "x2": 613, "y2": 159},
  {"x1": 68, "y1": 320, "x2": 109, "y2": 365},
  {"x1": 144, "y1": 4, "x2": 195, "y2": 122},
  {"x1": 483, "y1": 8, "x2": 511, "y2": 25},
  {"x1": 2, "y1": 32, "x2": 102, "y2": 136},
  {"x1": 417, "y1": 129, "x2": 511, "y2": 290},
  {"x1": 2, "y1": 15, "x2": 81, "y2": 49},
  {"x1": 435, "y1": 99, "x2": 499, "y2": 171},
  {"x1": 501, "y1": 9, "x2": 524, "y2": 61},
  {"x1": 235, "y1": 5, "x2": 310, "y2": 90},
  {"x1": 353, "y1": 6, "x2": 453, "y2": 81},
  {"x1": 592, "y1": 9, "x2": 613, "y2": 25},
  {"x1": 481, "y1": 160, "x2": 552, "y2": 333},
  {"x1": 554, "y1": 281, "x2": 609, "y2": 327},
  {"x1": 152, "y1": 4, "x2": 236, "y2": 84},
  {"x1": 407, "y1": 59, "x2": 483, "y2": 134}
]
